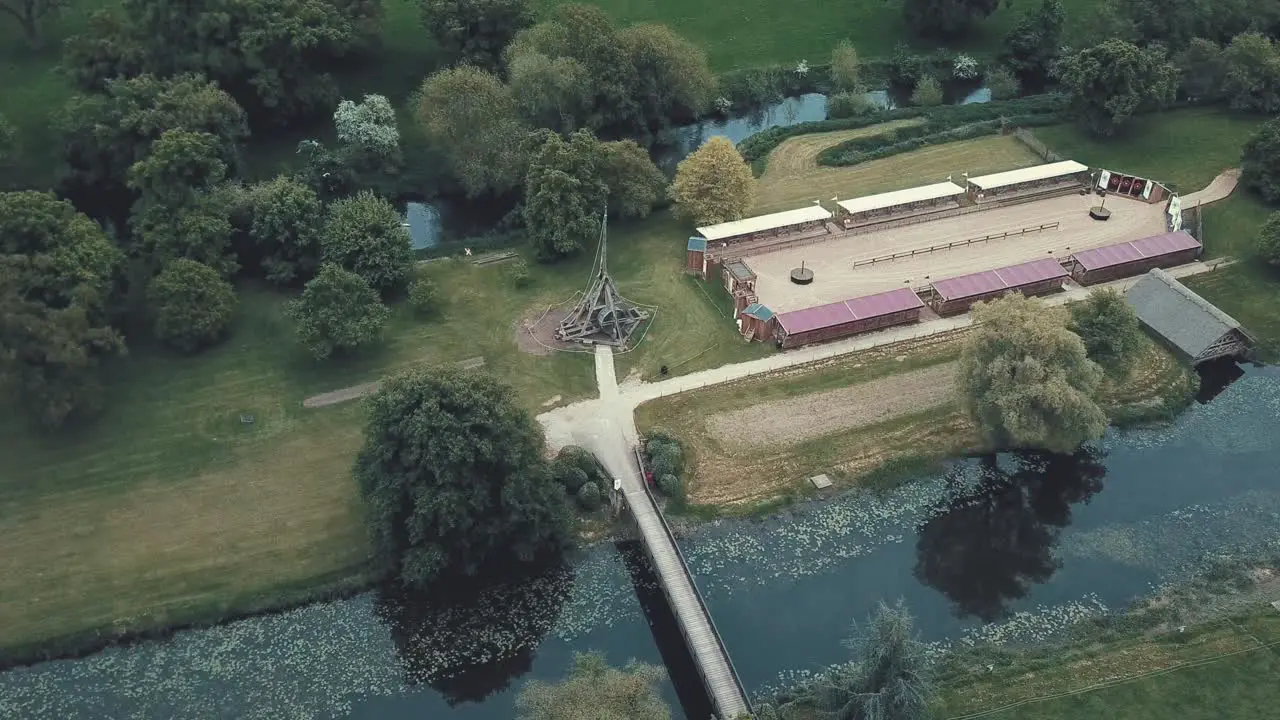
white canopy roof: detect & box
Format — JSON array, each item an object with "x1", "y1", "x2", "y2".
[
  {"x1": 697, "y1": 205, "x2": 832, "y2": 242},
  {"x1": 836, "y1": 181, "x2": 966, "y2": 216},
  {"x1": 967, "y1": 160, "x2": 1089, "y2": 190}
]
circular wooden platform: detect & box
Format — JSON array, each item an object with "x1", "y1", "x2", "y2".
[
  {"x1": 790, "y1": 267, "x2": 814, "y2": 285},
  {"x1": 1089, "y1": 206, "x2": 1112, "y2": 221}
]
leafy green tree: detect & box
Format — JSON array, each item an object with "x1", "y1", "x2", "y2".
[
  {"x1": 507, "y1": 257, "x2": 532, "y2": 288},
  {"x1": 62, "y1": 0, "x2": 381, "y2": 126},
  {"x1": 523, "y1": 129, "x2": 606, "y2": 259},
  {"x1": 415, "y1": 65, "x2": 530, "y2": 197},
  {"x1": 830, "y1": 40, "x2": 862, "y2": 93},
  {"x1": 617, "y1": 22, "x2": 716, "y2": 130},
  {"x1": 1002, "y1": 0, "x2": 1065, "y2": 88},
  {"x1": 599, "y1": 140, "x2": 667, "y2": 219},
  {"x1": 958, "y1": 294, "x2": 1106, "y2": 453},
  {"x1": 987, "y1": 66, "x2": 1021, "y2": 100},
  {"x1": 0, "y1": 0, "x2": 64, "y2": 48},
  {"x1": 129, "y1": 191, "x2": 238, "y2": 276},
  {"x1": 420, "y1": 0, "x2": 533, "y2": 70},
  {"x1": 507, "y1": 49, "x2": 591, "y2": 133},
  {"x1": 0, "y1": 191, "x2": 124, "y2": 428},
  {"x1": 321, "y1": 191, "x2": 413, "y2": 293},
  {"x1": 1057, "y1": 39, "x2": 1177, "y2": 136},
  {"x1": 287, "y1": 263, "x2": 390, "y2": 359},
  {"x1": 407, "y1": 275, "x2": 438, "y2": 316},
  {"x1": 903, "y1": 0, "x2": 1000, "y2": 39},
  {"x1": 910, "y1": 75, "x2": 944, "y2": 106},
  {"x1": 333, "y1": 94, "x2": 402, "y2": 175},
  {"x1": 758, "y1": 600, "x2": 933, "y2": 719},
  {"x1": 58, "y1": 74, "x2": 247, "y2": 221},
  {"x1": 249, "y1": 175, "x2": 323, "y2": 285},
  {"x1": 1222, "y1": 32, "x2": 1280, "y2": 113},
  {"x1": 126, "y1": 129, "x2": 227, "y2": 207},
  {"x1": 1175, "y1": 38, "x2": 1228, "y2": 102},
  {"x1": 148, "y1": 258, "x2": 237, "y2": 352},
  {"x1": 516, "y1": 652, "x2": 670, "y2": 720},
  {"x1": 1256, "y1": 211, "x2": 1280, "y2": 266},
  {"x1": 354, "y1": 367, "x2": 572, "y2": 586},
  {"x1": 1242, "y1": 117, "x2": 1280, "y2": 203},
  {"x1": 670, "y1": 136, "x2": 755, "y2": 226},
  {"x1": 1069, "y1": 289, "x2": 1145, "y2": 377}
]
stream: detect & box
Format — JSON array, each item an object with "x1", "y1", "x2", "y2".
[{"x1": 2, "y1": 362, "x2": 1278, "y2": 719}]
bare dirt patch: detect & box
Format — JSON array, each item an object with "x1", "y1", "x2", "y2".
[
  {"x1": 516, "y1": 306, "x2": 574, "y2": 356},
  {"x1": 302, "y1": 382, "x2": 379, "y2": 408},
  {"x1": 705, "y1": 362, "x2": 957, "y2": 448}
]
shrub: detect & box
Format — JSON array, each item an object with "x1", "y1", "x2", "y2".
[
  {"x1": 558, "y1": 466, "x2": 591, "y2": 494},
  {"x1": 507, "y1": 258, "x2": 532, "y2": 288},
  {"x1": 987, "y1": 67, "x2": 1021, "y2": 100},
  {"x1": 1257, "y1": 212, "x2": 1280, "y2": 266},
  {"x1": 657, "y1": 474, "x2": 682, "y2": 498},
  {"x1": 911, "y1": 76, "x2": 944, "y2": 107},
  {"x1": 407, "y1": 276, "x2": 438, "y2": 317},
  {"x1": 577, "y1": 481, "x2": 602, "y2": 510},
  {"x1": 953, "y1": 54, "x2": 979, "y2": 80},
  {"x1": 553, "y1": 445, "x2": 600, "y2": 491},
  {"x1": 827, "y1": 92, "x2": 878, "y2": 119},
  {"x1": 889, "y1": 43, "x2": 927, "y2": 88},
  {"x1": 148, "y1": 259, "x2": 237, "y2": 353}
]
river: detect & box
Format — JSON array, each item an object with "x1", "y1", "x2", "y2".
[{"x1": 3, "y1": 363, "x2": 1277, "y2": 719}]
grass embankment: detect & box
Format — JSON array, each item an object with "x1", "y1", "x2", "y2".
[
  {"x1": 0, "y1": 209, "x2": 757, "y2": 664},
  {"x1": 752, "y1": 124, "x2": 1039, "y2": 213},
  {"x1": 937, "y1": 606, "x2": 1280, "y2": 720},
  {"x1": 636, "y1": 335, "x2": 1194, "y2": 516}
]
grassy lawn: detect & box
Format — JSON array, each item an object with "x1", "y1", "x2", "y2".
[
  {"x1": 1185, "y1": 263, "x2": 1280, "y2": 362},
  {"x1": 1034, "y1": 107, "x2": 1265, "y2": 193},
  {"x1": 939, "y1": 609, "x2": 1280, "y2": 720},
  {"x1": 754, "y1": 131, "x2": 1039, "y2": 213}
]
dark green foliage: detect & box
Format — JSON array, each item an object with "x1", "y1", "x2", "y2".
[
  {"x1": 552, "y1": 445, "x2": 600, "y2": 494},
  {"x1": 1, "y1": 0, "x2": 65, "y2": 48},
  {"x1": 420, "y1": 0, "x2": 534, "y2": 70},
  {"x1": 129, "y1": 191, "x2": 238, "y2": 278},
  {"x1": 147, "y1": 259, "x2": 237, "y2": 353},
  {"x1": 903, "y1": 0, "x2": 1000, "y2": 39},
  {"x1": 507, "y1": 258, "x2": 532, "y2": 287},
  {"x1": 1057, "y1": 40, "x2": 1178, "y2": 136},
  {"x1": 1223, "y1": 32, "x2": 1280, "y2": 113},
  {"x1": 1069, "y1": 289, "x2": 1145, "y2": 377},
  {"x1": 407, "y1": 276, "x2": 438, "y2": 317},
  {"x1": 987, "y1": 67, "x2": 1021, "y2": 100},
  {"x1": 656, "y1": 474, "x2": 681, "y2": 499},
  {"x1": 888, "y1": 43, "x2": 928, "y2": 88},
  {"x1": 599, "y1": 140, "x2": 667, "y2": 219},
  {"x1": 827, "y1": 92, "x2": 879, "y2": 120},
  {"x1": 1002, "y1": 0, "x2": 1064, "y2": 88},
  {"x1": 1256, "y1": 212, "x2": 1280, "y2": 266},
  {"x1": 286, "y1": 263, "x2": 390, "y2": 360},
  {"x1": 576, "y1": 480, "x2": 601, "y2": 510},
  {"x1": 1176, "y1": 39, "x2": 1228, "y2": 103},
  {"x1": 353, "y1": 367, "x2": 572, "y2": 587},
  {"x1": 524, "y1": 130, "x2": 605, "y2": 259},
  {"x1": 320, "y1": 191, "x2": 413, "y2": 294},
  {"x1": 1241, "y1": 117, "x2": 1280, "y2": 203},
  {"x1": 0, "y1": 191, "x2": 125, "y2": 428},
  {"x1": 0, "y1": 113, "x2": 14, "y2": 164},
  {"x1": 818, "y1": 112, "x2": 1065, "y2": 168},
  {"x1": 910, "y1": 76, "x2": 944, "y2": 107},
  {"x1": 63, "y1": 0, "x2": 382, "y2": 126},
  {"x1": 249, "y1": 175, "x2": 323, "y2": 286},
  {"x1": 757, "y1": 600, "x2": 934, "y2": 720},
  {"x1": 127, "y1": 129, "x2": 227, "y2": 206}
]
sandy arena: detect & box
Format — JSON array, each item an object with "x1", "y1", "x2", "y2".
[{"x1": 747, "y1": 193, "x2": 1169, "y2": 313}]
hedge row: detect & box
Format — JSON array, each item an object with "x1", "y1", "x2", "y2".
[
  {"x1": 737, "y1": 93, "x2": 1069, "y2": 163},
  {"x1": 817, "y1": 112, "x2": 1065, "y2": 167}
]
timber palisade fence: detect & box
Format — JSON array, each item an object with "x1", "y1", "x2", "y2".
[{"x1": 632, "y1": 446, "x2": 754, "y2": 719}]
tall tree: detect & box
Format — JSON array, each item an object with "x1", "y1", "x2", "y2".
[
  {"x1": 506, "y1": 50, "x2": 591, "y2": 133},
  {"x1": 61, "y1": 0, "x2": 381, "y2": 126},
  {"x1": 126, "y1": 129, "x2": 227, "y2": 207},
  {"x1": 599, "y1": 140, "x2": 667, "y2": 220},
  {"x1": 415, "y1": 65, "x2": 530, "y2": 197},
  {"x1": 1242, "y1": 117, "x2": 1280, "y2": 203},
  {"x1": 333, "y1": 94, "x2": 402, "y2": 176},
  {"x1": 0, "y1": 0, "x2": 62, "y2": 48},
  {"x1": 286, "y1": 263, "x2": 390, "y2": 359},
  {"x1": 420, "y1": 0, "x2": 534, "y2": 70},
  {"x1": 903, "y1": 0, "x2": 1000, "y2": 39},
  {"x1": 669, "y1": 136, "x2": 755, "y2": 226},
  {"x1": 129, "y1": 191, "x2": 238, "y2": 277},
  {"x1": 1256, "y1": 211, "x2": 1280, "y2": 266},
  {"x1": 1222, "y1": 31, "x2": 1280, "y2": 113},
  {"x1": 617, "y1": 23, "x2": 716, "y2": 131},
  {"x1": 0, "y1": 191, "x2": 124, "y2": 428},
  {"x1": 1057, "y1": 39, "x2": 1177, "y2": 136},
  {"x1": 958, "y1": 294, "x2": 1106, "y2": 454},
  {"x1": 147, "y1": 258, "x2": 237, "y2": 353},
  {"x1": 320, "y1": 191, "x2": 413, "y2": 293},
  {"x1": 523, "y1": 134, "x2": 605, "y2": 260},
  {"x1": 516, "y1": 652, "x2": 670, "y2": 720},
  {"x1": 830, "y1": 40, "x2": 862, "y2": 93},
  {"x1": 1069, "y1": 289, "x2": 1145, "y2": 377},
  {"x1": 353, "y1": 367, "x2": 572, "y2": 587},
  {"x1": 248, "y1": 175, "x2": 324, "y2": 285},
  {"x1": 759, "y1": 601, "x2": 934, "y2": 719},
  {"x1": 1002, "y1": 0, "x2": 1065, "y2": 89},
  {"x1": 1175, "y1": 38, "x2": 1228, "y2": 103}
]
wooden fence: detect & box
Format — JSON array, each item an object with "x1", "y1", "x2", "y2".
[
  {"x1": 851, "y1": 222, "x2": 1061, "y2": 269},
  {"x1": 1012, "y1": 127, "x2": 1064, "y2": 163}
]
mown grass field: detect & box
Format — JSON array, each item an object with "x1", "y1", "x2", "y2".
[
  {"x1": 753, "y1": 130, "x2": 1039, "y2": 213},
  {"x1": 0, "y1": 208, "x2": 759, "y2": 658}
]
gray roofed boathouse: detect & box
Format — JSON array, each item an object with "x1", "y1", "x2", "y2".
[{"x1": 1124, "y1": 268, "x2": 1255, "y2": 365}]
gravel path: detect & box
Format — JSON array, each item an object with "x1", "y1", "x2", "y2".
[{"x1": 704, "y1": 362, "x2": 958, "y2": 449}]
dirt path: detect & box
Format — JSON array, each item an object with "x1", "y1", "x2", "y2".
[
  {"x1": 704, "y1": 362, "x2": 957, "y2": 448},
  {"x1": 302, "y1": 382, "x2": 379, "y2": 408},
  {"x1": 1180, "y1": 169, "x2": 1240, "y2": 206}
]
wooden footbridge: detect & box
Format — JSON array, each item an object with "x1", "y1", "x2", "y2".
[{"x1": 618, "y1": 447, "x2": 752, "y2": 719}]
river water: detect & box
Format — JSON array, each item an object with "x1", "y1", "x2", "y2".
[{"x1": 4, "y1": 363, "x2": 1278, "y2": 719}]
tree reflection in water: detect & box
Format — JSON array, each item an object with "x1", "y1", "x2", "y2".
[
  {"x1": 914, "y1": 448, "x2": 1106, "y2": 621},
  {"x1": 374, "y1": 559, "x2": 574, "y2": 705}
]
